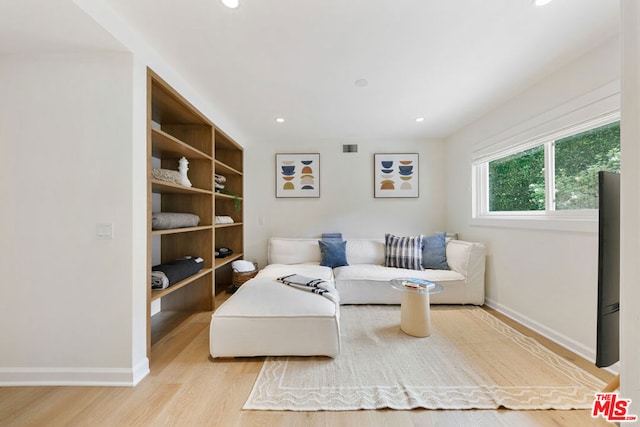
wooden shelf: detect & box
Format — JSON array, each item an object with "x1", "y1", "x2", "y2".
[
  {"x1": 215, "y1": 253, "x2": 243, "y2": 269},
  {"x1": 150, "y1": 78, "x2": 209, "y2": 126},
  {"x1": 215, "y1": 222, "x2": 243, "y2": 229},
  {"x1": 150, "y1": 310, "x2": 195, "y2": 349},
  {"x1": 152, "y1": 225, "x2": 213, "y2": 236},
  {"x1": 214, "y1": 192, "x2": 243, "y2": 201},
  {"x1": 151, "y1": 179, "x2": 213, "y2": 195},
  {"x1": 215, "y1": 159, "x2": 242, "y2": 176},
  {"x1": 152, "y1": 128, "x2": 212, "y2": 160},
  {"x1": 215, "y1": 130, "x2": 243, "y2": 172},
  {"x1": 147, "y1": 67, "x2": 243, "y2": 362},
  {"x1": 150, "y1": 268, "x2": 213, "y2": 302}
]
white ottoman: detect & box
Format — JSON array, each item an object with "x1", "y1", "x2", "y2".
[{"x1": 210, "y1": 265, "x2": 340, "y2": 358}]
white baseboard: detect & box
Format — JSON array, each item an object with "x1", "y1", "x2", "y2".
[
  {"x1": 0, "y1": 358, "x2": 150, "y2": 386},
  {"x1": 484, "y1": 297, "x2": 619, "y2": 375},
  {"x1": 132, "y1": 357, "x2": 150, "y2": 386}
]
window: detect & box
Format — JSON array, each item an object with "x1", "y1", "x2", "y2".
[
  {"x1": 473, "y1": 118, "x2": 620, "y2": 230},
  {"x1": 489, "y1": 145, "x2": 545, "y2": 212},
  {"x1": 553, "y1": 121, "x2": 620, "y2": 210}
]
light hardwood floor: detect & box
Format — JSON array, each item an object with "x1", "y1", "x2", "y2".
[{"x1": 0, "y1": 297, "x2": 615, "y2": 427}]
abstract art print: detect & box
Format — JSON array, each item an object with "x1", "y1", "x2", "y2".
[
  {"x1": 374, "y1": 153, "x2": 419, "y2": 198},
  {"x1": 275, "y1": 153, "x2": 320, "y2": 198}
]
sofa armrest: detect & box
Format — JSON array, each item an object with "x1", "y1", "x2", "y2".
[
  {"x1": 446, "y1": 240, "x2": 485, "y2": 275},
  {"x1": 445, "y1": 240, "x2": 486, "y2": 305}
]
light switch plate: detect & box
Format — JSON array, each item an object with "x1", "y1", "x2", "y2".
[{"x1": 96, "y1": 223, "x2": 113, "y2": 240}]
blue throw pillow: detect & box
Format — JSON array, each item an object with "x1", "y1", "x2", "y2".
[
  {"x1": 318, "y1": 240, "x2": 349, "y2": 268},
  {"x1": 422, "y1": 232, "x2": 450, "y2": 270}
]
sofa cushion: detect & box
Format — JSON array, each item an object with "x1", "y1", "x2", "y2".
[
  {"x1": 384, "y1": 234, "x2": 424, "y2": 270},
  {"x1": 345, "y1": 239, "x2": 385, "y2": 265},
  {"x1": 333, "y1": 264, "x2": 464, "y2": 284},
  {"x1": 215, "y1": 277, "x2": 338, "y2": 317},
  {"x1": 422, "y1": 232, "x2": 450, "y2": 270},
  {"x1": 268, "y1": 238, "x2": 322, "y2": 264},
  {"x1": 319, "y1": 240, "x2": 349, "y2": 268},
  {"x1": 210, "y1": 277, "x2": 340, "y2": 358},
  {"x1": 334, "y1": 264, "x2": 466, "y2": 304},
  {"x1": 256, "y1": 263, "x2": 334, "y2": 282}
]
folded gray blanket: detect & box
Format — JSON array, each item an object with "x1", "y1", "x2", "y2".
[
  {"x1": 276, "y1": 274, "x2": 339, "y2": 304},
  {"x1": 152, "y1": 212, "x2": 200, "y2": 230},
  {"x1": 151, "y1": 256, "x2": 204, "y2": 290}
]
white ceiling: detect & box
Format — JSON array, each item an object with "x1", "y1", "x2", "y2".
[
  {"x1": 0, "y1": 0, "x2": 124, "y2": 54},
  {"x1": 1, "y1": 0, "x2": 620, "y2": 143}
]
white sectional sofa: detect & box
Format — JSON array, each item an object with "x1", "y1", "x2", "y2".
[
  {"x1": 210, "y1": 236, "x2": 486, "y2": 358},
  {"x1": 209, "y1": 263, "x2": 340, "y2": 358},
  {"x1": 267, "y1": 237, "x2": 486, "y2": 305}
]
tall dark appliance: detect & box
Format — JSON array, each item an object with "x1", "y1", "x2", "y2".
[{"x1": 595, "y1": 171, "x2": 620, "y2": 368}]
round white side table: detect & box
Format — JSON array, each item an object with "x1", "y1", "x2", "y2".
[{"x1": 390, "y1": 278, "x2": 443, "y2": 337}]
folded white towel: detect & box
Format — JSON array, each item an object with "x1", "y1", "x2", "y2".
[
  {"x1": 232, "y1": 260, "x2": 256, "y2": 273},
  {"x1": 215, "y1": 216, "x2": 234, "y2": 224},
  {"x1": 151, "y1": 271, "x2": 169, "y2": 290}
]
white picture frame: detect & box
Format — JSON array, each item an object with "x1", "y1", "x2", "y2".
[
  {"x1": 374, "y1": 153, "x2": 419, "y2": 198},
  {"x1": 275, "y1": 153, "x2": 320, "y2": 198}
]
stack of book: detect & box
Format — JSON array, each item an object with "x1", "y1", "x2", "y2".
[{"x1": 401, "y1": 278, "x2": 436, "y2": 290}]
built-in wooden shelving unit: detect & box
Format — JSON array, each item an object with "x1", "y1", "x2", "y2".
[{"x1": 146, "y1": 69, "x2": 243, "y2": 356}]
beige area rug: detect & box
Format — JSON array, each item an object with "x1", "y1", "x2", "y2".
[{"x1": 243, "y1": 305, "x2": 605, "y2": 411}]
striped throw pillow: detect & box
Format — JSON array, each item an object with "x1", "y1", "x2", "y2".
[{"x1": 384, "y1": 234, "x2": 424, "y2": 270}]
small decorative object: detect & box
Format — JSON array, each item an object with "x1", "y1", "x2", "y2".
[
  {"x1": 214, "y1": 173, "x2": 226, "y2": 191},
  {"x1": 275, "y1": 153, "x2": 320, "y2": 198},
  {"x1": 178, "y1": 157, "x2": 192, "y2": 187},
  {"x1": 215, "y1": 247, "x2": 233, "y2": 258},
  {"x1": 374, "y1": 153, "x2": 419, "y2": 198}
]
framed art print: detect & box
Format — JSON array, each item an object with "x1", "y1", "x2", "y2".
[
  {"x1": 374, "y1": 153, "x2": 419, "y2": 198},
  {"x1": 275, "y1": 153, "x2": 320, "y2": 198}
]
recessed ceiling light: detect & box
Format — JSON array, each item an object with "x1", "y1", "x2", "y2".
[
  {"x1": 221, "y1": 0, "x2": 239, "y2": 8},
  {"x1": 354, "y1": 78, "x2": 368, "y2": 88},
  {"x1": 416, "y1": 117, "x2": 425, "y2": 123},
  {"x1": 275, "y1": 117, "x2": 285, "y2": 123},
  {"x1": 533, "y1": 0, "x2": 553, "y2": 6}
]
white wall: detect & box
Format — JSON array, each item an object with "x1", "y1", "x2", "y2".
[
  {"x1": 620, "y1": 0, "x2": 640, "y2": 414},
  {"x1": 445, "y1": 38, "x2": 620, "y2": 362},
  {"x1": 0, "y1": 52, "x2": 148, "y2": 385},
  {"x1": 73, "y1": 0, "x2": 247, "y2": 145},
  {"x1": 244, "y1": 138, "x2": 447, "y2": 266}
]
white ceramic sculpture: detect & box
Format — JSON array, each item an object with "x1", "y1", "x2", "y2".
[{"x1": 178, "y1": 157, "x2": 192, "y2": 187}]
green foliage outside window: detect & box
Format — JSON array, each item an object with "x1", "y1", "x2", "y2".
[
  {"x1": 488, "y1": 121, "x2": 620, "y2": 212},
  {"x1": 489, "y1": 145, "x2": 545, "y2": 211},
  {"x1": 554, "y1": 121, "x2": 620, "y2": 210}
]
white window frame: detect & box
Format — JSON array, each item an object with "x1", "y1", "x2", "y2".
[{"x1": 471, "y1": 82, "x2": 620, "y2": 233}]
